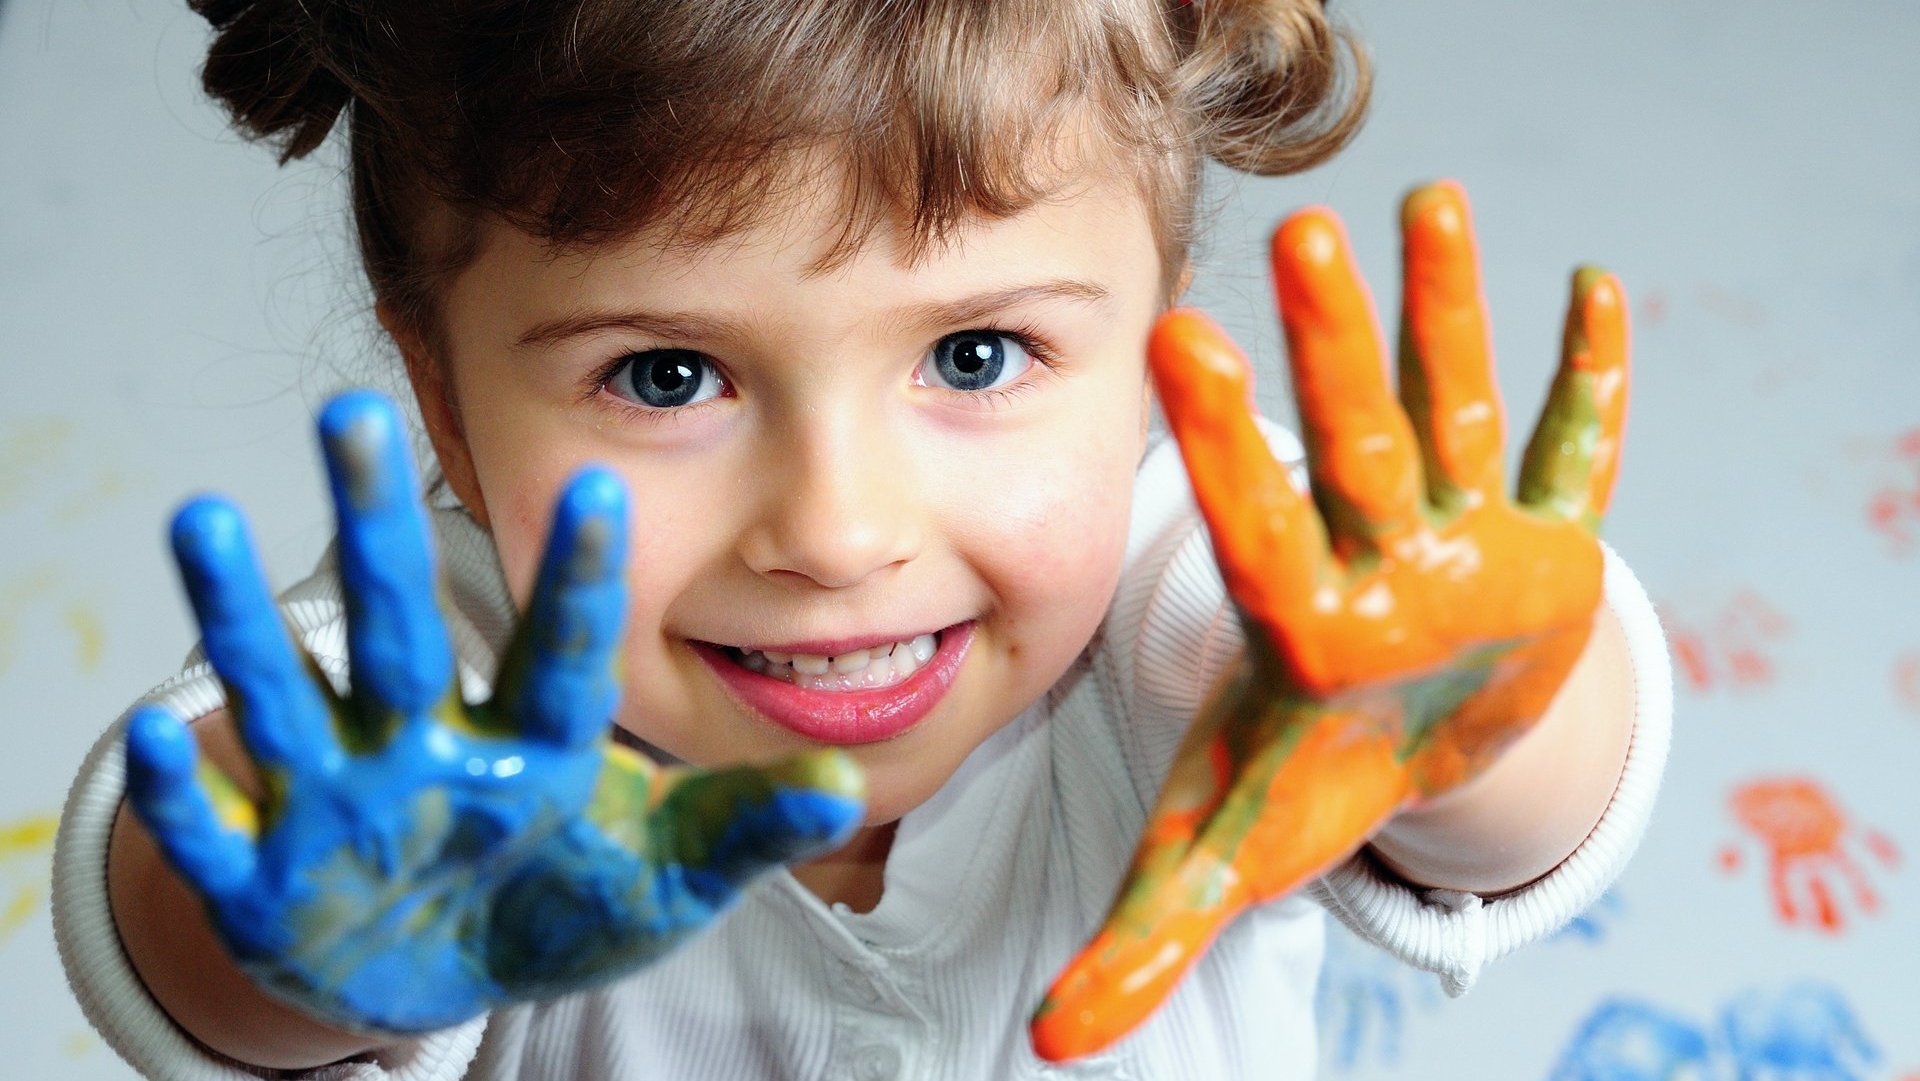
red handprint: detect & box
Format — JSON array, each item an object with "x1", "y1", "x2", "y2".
[
  {"x1": 1862, "y1": 428, "x2": 1920, "y2": 556},
  {"x1": 1892, "y1": 653, "x2": 1920, "y2": 717},
  {"x1": 1719, "y1": 778, "x2": 1900, "y2": 934},
  {"x1": 1662, "y1": 591, "x2": 1789, "y2": 693}
]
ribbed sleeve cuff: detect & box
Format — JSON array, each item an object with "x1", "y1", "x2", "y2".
[{"x1": 1308, "y1": 541, "x2": 1673, "y2": 996}]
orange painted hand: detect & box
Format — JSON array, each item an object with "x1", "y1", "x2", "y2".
[{"x1": 1030, "y1": 181, "x2": 1631, "y2": 1060}]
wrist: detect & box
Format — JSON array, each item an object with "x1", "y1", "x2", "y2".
[{"x1": 1367, "y1": 600, "x2": 1636, "y2": 895}]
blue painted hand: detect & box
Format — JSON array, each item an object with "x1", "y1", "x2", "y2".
[{"x1": 123, "y1": 390, "x2": 866, "y2": 1032}]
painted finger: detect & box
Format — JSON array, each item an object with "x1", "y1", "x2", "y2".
[
  {"x1": 653, "y1": 750, "x2": 865, "y2": 905},
  {"x1": 1032, "y1": 675, "x2": 1257, "y2": 1063},
  {"x1": 1397, "y1": 181, "x2": 1507, "y2": 510},
  {"x1": 1516, "y1": 267, "x2": 1631, "y2": 531},
  {"x1": 1034, "y1": 699, "x2": 1409, "y2": 1060},
  {"x1": 124, "y1": 706, "x2": 259, "y2": 899},
  {"x1": 1271, "y1": 209, "x2": 1424, "y2": 555},
  {"x1": 319, "y1": 391, "x2": 456, "y2": 739},
  {"x1": 171, "y1": 497, "x2": 341, "y2": 773},
  {"x1": 1032, "y1": 833, "x2": 1246, "y2": 1062},
  {"x1": 495, "y1": 467, "x2": 630, "y2": 749},
  {"x1": 1149, "y1": 310, "x2": 1326, "y2": 630}
]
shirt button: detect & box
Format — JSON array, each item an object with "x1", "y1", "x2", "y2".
[{"x1": 851, "y1": 1044, "x2": 902, "y2": 1081}]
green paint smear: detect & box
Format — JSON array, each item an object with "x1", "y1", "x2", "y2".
[
  {"x1": 1396, "y1": 320, "x2": 1474, "y2": 524},
  {"x1": 1518, "y1": 265, "x2": 1614, "y2": 534}
]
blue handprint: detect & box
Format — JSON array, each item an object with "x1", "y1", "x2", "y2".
[
  {"x1": 1718, "y1": 983, "x2": 1878, "y2": 1081},
  {"x1": 1315, "y1": 921, "x2": 1440, "y2": 1073},
  {"x1": 1549, "y1": 984, "x2": 1883, "y2": 1081},
  {"x1": 1549, "y1": 999, "x2": 1713, "y2": 1081},
  {"x1": 125, "y1": 390, "x2": 866, "y2": 1032},
  {"x1": 1552, "y1": 890, "x2": 1627, "y2": 946}
]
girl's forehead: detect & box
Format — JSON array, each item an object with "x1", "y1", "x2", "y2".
[{"x1": 458, "y1": 167, "x2": 1159, "y2": 317}]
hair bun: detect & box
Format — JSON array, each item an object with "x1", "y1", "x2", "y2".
[
  {"x1": 1177, "y1": 0, "x2": 1370, "y2": 176},
  {"x1": 191, "y1": 0, "x2": 357, "y2": 162}
]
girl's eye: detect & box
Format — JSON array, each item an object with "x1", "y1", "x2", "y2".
[
  {"x1": 919, "y1": 330, "x2": 1032, "y2": 393},
  {"x1": 606, "y1": 350, "x2": 724, "y2": 409}
]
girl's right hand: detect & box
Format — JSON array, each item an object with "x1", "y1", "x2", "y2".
[{"x1": 123, "y1": 390, "x2": 865, "y2": 1033}]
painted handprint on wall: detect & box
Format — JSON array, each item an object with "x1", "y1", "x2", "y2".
[
  {"x1": 1550, "y1": 889, "x2": 1626, "y2": 946},
  {"x1": 1551, "y1": 984, "x2": 1881, "y2": 1081},
  {"x1": 1314, "y1": 923, "x2": 1441, "y2": 1074},
  {"x1": 1718, "y1": 778, "x2": 1900, "y2": 934},
  {"x1": 1550, "y1": 999, "x2": 1711, "y2": 1081},
  {"x1": 1863, "y1": 429, "x2": 1920, "y2": 557},
  {"x1": 1662, "y1": 592, "x2": 1789, "y2": 694},
  {"x1": 1317, "y1": 890, "x2": 1627, "y2": 1074},
  {"x1": 1719, "y1": 984, "x2": 1881, "y2": 1081}
]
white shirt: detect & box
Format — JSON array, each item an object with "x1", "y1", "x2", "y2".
[{"x1": 53, "y1": 426, "x2": 1672, "y2": 1080}]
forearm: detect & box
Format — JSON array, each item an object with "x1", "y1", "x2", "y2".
[
  {"x1": 1367, "y1": 601, "x2": 1636, "y2": 895},
  {"x1": 106, "y1": 707, "x2": 383, "y2": 1070}
]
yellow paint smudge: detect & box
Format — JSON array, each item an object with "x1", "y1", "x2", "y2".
[
  {"x1": 0, "y1": 567, "x2": 59, "y2": 676},
  {"x1": 0, "y1": 416, "x2": 75, "y2": 506},
  {"x1": 65, "y1": 605, "x2": 106, "y2": 672},
  {"x1": 63, "y1": 1032, "x2": 96, "y2": 1057},
  {"x1": 0, "y1": 814, "x2": 56, "y2": 858},
  {"x1": 0, "y1": 813, "x2": 57, "y2": 949},
  {"x1": 0, "y1": 883, "x2": 42, "y2": 942},
  {"x1": 53, "y1": 468, "x2": 133, "y2": 525}
]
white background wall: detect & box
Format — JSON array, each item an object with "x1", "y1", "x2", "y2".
[{"x1": 1, "y1": 1, "x2": 1914, "y2": 1077}]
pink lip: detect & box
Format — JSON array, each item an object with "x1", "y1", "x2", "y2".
[{"x1": 691, "y1": 622, "x2": 976, "y2": 745}]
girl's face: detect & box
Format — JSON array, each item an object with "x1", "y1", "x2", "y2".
[{"x1": 418, "y1": 169, "x2": 1162, "y2": 825}]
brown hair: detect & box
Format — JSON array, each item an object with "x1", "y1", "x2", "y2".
[{"x1": 190, "y1": 0, "x2": 1369, "y2": 355}]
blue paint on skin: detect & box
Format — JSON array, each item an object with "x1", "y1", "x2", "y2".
[
  {"x1": 169, "y1": 497, "x2": 343, "y2": 776},
  {"x1": 320, "y1": 391, "x2": 455, "y2": 719},
  {"x1": 125, "y1": 705, "x2": 257, "y2": 895},
  {"x1": 125, "y1": 389, "x2": 867, "y2": 1032},
  {"x1": 498, "y1": 467, "x2": 629, "y2": 749}
]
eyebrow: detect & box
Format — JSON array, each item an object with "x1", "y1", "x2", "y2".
[{"x1": 513, "y1": 278, "x2": 1112, "y2": 350}]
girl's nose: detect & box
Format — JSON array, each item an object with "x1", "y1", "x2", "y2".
[{"x1": 738, "y1": 424, "x2": 924, "y2": 590}]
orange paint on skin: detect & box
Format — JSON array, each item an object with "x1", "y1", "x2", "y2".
[
  {"x1": 1032, "y1": 183, "x2": 1631, "y2": 1061},
  {"x1": 1399, "y1": 181, "x2": 1506, "y2": 507},
  {"x1": 1273, "y1": 210, "x2": 1425, "y2": 555}
]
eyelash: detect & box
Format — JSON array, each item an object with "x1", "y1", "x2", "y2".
[{"x1": 579, "y1": 323, "x2": 1066, "y2": 422}]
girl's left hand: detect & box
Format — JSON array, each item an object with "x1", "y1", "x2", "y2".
[{"x1": 1032, "y1": 181, "x2": 1630, "y2": 1060}]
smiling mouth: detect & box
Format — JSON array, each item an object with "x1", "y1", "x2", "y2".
[
  {"x1": 720, "y1": 632, "x2": 941, "y2": 692},
  {"x1": 690, "y1": 623, "x2": 975, "y2": 745}
]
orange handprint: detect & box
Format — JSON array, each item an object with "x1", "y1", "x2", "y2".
[
  {"x1": 1031, "y1": 181, "x2": 1630, "y2": 1059},
  {"x1": 1663, "y1": 590, "x2": 1790, "y2": 693},
  {"x1": 1720, "y1": 777, "x2": 1900, "y2": 934}
]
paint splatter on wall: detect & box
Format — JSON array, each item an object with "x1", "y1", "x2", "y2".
[{"x1": 0, "y1": 813, "x2": 57, "y2": 948}]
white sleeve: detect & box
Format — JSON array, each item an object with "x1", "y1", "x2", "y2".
[
  {"x1": 51, "y1": 555, "x2": 490, "y2": 1081},
  {"x1": 1108, "y1": 426, "x2": 1673, "y2": 998}
]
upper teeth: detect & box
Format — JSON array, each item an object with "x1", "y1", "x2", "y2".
[{"x1": 736, "y1": 633, "x2": 939, "y2": 691}]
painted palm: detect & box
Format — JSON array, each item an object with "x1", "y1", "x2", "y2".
[
  {"x1": 125, "y1": 392, "x2": 865, "y2": 1032},
  {"x1": 1032, "y1": 182, "x2": 1631, "y2": 1059}
]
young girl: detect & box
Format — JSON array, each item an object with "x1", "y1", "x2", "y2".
[{"x1": 54, "y1": 0, "x2": 1670, "y2": 1078}]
